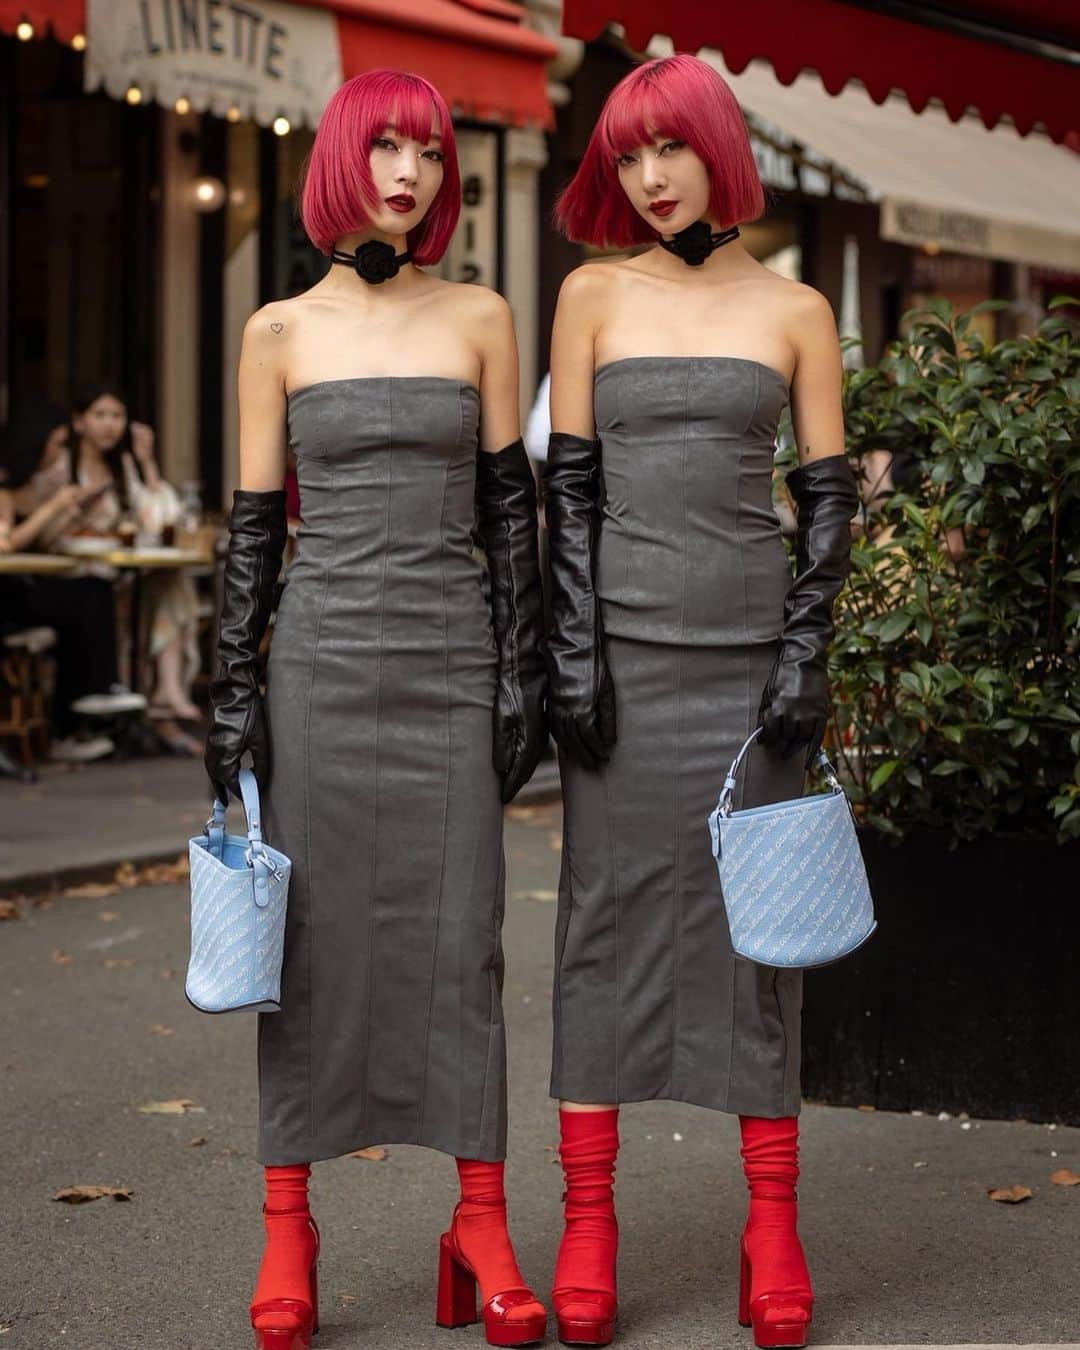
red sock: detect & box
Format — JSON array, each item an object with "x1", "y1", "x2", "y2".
[
  {"x1": 452, "y1": 1159, "x2": 534, "y2": 1307},
  {"x1": 738, "y1": 1116, "x2": 812, "y2": 1302},
  {"x1": 552, "y1": 1108, "x2": 619, "y2": 1304},
  {"x1": 250, "y1": 1164, "x2": 317, "y2": 1331}
]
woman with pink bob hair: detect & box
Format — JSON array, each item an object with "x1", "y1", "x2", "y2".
[
  {"x1": 541, "y1": 54, "x2": 858, "y2": 1348},
  {"x1": 204, "y1": 69, "x2": 547, "y2": 1350}
]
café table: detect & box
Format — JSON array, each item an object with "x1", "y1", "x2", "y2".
[
  {"x1": 53, "y1": 541, "x2": 214, "y2": 695},
  {"x1": 0, "y1": 552, "x2": 78, "y2": 575}
]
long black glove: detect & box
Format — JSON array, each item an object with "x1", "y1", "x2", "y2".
[
  {"x1": 759, "y1": 454, "x2": 859, "y2": 761},
  {"x1": 542, "y1": 432, "x2": 616, "y2": 771},
  {"x1": 475, "y1": 438, "x2": 547, "y2": 803},
  {"x1": 204, "y1": 489, "x2": 288, "y2": 804}
]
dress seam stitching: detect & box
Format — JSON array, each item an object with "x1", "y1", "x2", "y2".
[
  {"x1": 359, "y1": 385, "x2": 392, "y2": 1137},
  {"x1": 304, "y1": 461, "x2": 335, "y2": 1139},
  {"x1": 417, "y1": 452, "x2": 454, "y2": 1143}
]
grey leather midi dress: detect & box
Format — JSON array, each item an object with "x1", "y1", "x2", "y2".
[
  {"x1": 551, "y1": 356, "x2": 804, "y2": 1118},
  {"x1": 259, "y1": 377, "x2": 508, "y2": 1165}
]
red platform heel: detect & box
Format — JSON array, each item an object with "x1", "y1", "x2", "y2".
[
  {"x1": 737, "y1": 1116, "x2": 814, "y2": 1350},
  {"x1": 436, "y1": 1216, "x2": 547, "y2": 1346},
  {"x1": 250, "y1": 1212, "x2": 320, "y2": 1350},
  {"x1": 551, "y1": 1108, "x2": 619, "y2": 1347},
  {"x1": 435, "y1": 1160, "x2": 546, "y2": 1347},
  {"x1": 738, "y1": 1235, "x2": 812, "y2": 1349}
]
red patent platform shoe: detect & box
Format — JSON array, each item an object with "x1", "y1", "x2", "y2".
[
  {"x1": 436, "y1": 1225, "x2": 547, "y2": 1347},
  {"x1": 553, "y1": 1289, "x2": 617, "y2": 1347},
  {"x1": 250, "y1": 1215, "x2": 320, "y2": 1350},
  {"x1": 738, "y1": 1236, "x2": 813, "y2": 1349}
]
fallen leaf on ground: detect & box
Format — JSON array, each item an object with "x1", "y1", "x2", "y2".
[
  {"x1": 63, "y1": 881, "x2": 119, "y2": 900},
  {"x1": 104, "y1": 959, "x2": 135, "y2": 969},
  {"x1": 987, "y1": 1185, "x2": 1032, "y2": 1203},
  {"x1": 114, "y1": 861, "x2": 139, "y2": 889},
  {"x1": 51, "y1": 949, "x2": 73, "y2": 965},
  {"x1": 1050, "y1": 1169, "x2": 1080, "y2": 1186},
  {"x1": 98, "y1": 911, "x2": 120, "y2": 922},
  {"x1": 505, "y1": 806, "x2": 541, "y2": 820},
  {"x1": 186, "y1": 1136, "x2": 207, "y2": 1148},
  {"x1": 0, "y1": 900, "x2": 21, "y2": 921},
  {"x1": 913, "y1": 1161, "x2": 928, "y2": 1169},
  {"x1": 346, "y1": 1146, "x2": 388, "y2": 1161},
  {"x1": 32, "y1": 897, "x2": 53, "y2": 910},
  {"x1": 137, "y1": 856, "x2": 189, "y2": 885},
  {"x1": 857, "y1": 1104, "x2": 876, "y2": 1112},
  {"x1": 149, "y1": 1024, "x2": 174, "y2": 1036},
  {"x1": 513, "y1": 890, "x2": 558, "y2": 903},
  {"x1": 338, "y1": 1294, "x2": 357, "y2": 1305},
  {"x1": 52, "y1": 1185, "x2": 133, "y2": 1204},
  {"x1": 138, "y1": 1099, "x2": 204, "y2": 1115}
]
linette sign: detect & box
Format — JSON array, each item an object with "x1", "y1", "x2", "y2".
[
  {"x1": 86, "y1": 0, "x2": 343, "y2": 128},
  {"x1": 137, "y1": 1, "x2": 289, "y2": 79}
]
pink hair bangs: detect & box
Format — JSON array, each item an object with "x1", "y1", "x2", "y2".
[
  {"x1": 300, "y1": 69, "x2": 461, "y2": 264},
  {"x1": 555, "y1": 54, "x2": 764, "y2": 249}
]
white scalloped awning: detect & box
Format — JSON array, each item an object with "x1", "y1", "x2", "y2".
[
  {"x1": 85, "y1": 0, "x2": 342, "y2": 129},
  {"x1": 705, "y1": 54, "x2": 1080, "y2": 272}
]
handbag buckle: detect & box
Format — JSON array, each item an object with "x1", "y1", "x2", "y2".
[{"x1": 245, "y1": 843, "x2": 279, "y2": 879}]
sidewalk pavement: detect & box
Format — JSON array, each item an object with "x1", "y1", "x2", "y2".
[
  {"x1": 2, "y1": 800, "x2": 1079, "y2": 1348},
  {"x1": 0, "y1": 752, "x2": 561, "y2": 893}
]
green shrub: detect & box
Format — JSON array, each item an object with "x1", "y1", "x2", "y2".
[{"x1": 827, "y1": 298, "x2": 1080, "y2": 845}]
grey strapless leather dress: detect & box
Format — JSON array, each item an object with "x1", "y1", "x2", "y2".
[
  {"x1": 551, "y1": 356, "x2": 804, "y2": 1118},
  {"x1": 258, "y1": 377, "x2": 508, "y2": 1165}
]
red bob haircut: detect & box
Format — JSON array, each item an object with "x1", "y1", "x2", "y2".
[
  {"x1": 555, "y1": 54, "x2": 763, "y2": 249},
  {"x1": 300, "y1": 69, "x2": 460, "y2": 265}
]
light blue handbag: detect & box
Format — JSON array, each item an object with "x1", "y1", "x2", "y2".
[
  {"x1": 186, "y1": 769, "x2": 291, "y2": 1014},
  {"x1": 707, "y1": 729, "x2": 876, "y2": 969}
]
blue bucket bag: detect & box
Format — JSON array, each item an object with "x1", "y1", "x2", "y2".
[
  {"x1": 708, "y1": 729, "x2": 877, "y2": 969},
  {"x1": 186, "y1": 769, "x2": 291, "y2": 1014}
]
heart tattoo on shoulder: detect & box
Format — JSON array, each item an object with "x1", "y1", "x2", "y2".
[{"x1": 270, "y1": 322, "x2": 283, "y2": 334}]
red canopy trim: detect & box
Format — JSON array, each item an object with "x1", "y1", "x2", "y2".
[
  {"x1": 562, "y1": 0, "x2": 1079, "y2": 142},
  {"x1": 295, "y1": 0, "x2": 557, "y2": 128},
  {"x1": 0, "y1": 0, "x2": 84, "y2": 42}
]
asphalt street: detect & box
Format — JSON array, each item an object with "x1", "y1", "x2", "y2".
[{"x1": 2, "y1": 802, "x2": 1078, "y2": 1348}]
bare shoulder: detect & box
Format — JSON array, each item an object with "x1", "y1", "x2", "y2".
[
  {"x1": 759, "y1": 275, "x2": 836, "y2": 328},
  {"x1": 556, "y1": 262, "x2": 617, "y2": 325},
  {"x1": 241, "y1": 298, "x2": 299, "y2": 353}
]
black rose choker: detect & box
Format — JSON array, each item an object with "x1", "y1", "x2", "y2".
[{"x1": 331, "y1": 239, "x2": 412, "y2": 285}]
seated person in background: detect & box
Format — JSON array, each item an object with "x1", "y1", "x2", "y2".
[
  {"x1": 0, "y1": 482, "x2": 130, "y2": 763},
  {"x1": 27, "y1": 384, "x2": 203, "y2": 745}
]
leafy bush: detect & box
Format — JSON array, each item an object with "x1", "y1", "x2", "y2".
[{"x1": 826, "y1": 298, "x2": 1080, "y2": 845}]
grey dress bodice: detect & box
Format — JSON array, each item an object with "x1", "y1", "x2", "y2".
[{"x1": 594, "y1": 355, "x2": 793, "y2": 646}]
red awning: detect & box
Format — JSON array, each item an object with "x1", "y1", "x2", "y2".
[
  {"x1": 0, "y1": 0, "x2": 557, "y2": 130},
  {"x1": 0, "y1": 1, "x2": 83, "y2": 42},
  {"x1": 561, "y1": 0, "x2": 1080, "y2": 142},
  {"x1": 293, "y1": 0, "x2": 557, "y2": 128}
]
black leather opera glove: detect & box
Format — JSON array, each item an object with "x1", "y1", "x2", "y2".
[
  {"x1": 204, "y1": 489, "x2": 288, "y2": 804},
  {"x1": 475, "y1": 438, "x2": 548, "y2": 803},
  {"x1": 759, "y1": 454, "x2": 859, "y2": 762},
  {"x1": 542, "y1": 432, "x2": 616, "y2": 771}
]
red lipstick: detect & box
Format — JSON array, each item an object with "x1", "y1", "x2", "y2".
[
  {"x1": 648, "y1": 200, "x2": 677, "y2": 218},
  {"x1": 386, "y1": 194, "x2": 416, "y2": 213}
]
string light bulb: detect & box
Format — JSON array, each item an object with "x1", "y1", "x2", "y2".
[
  {"x1": 175, "y1": 96, "x2": 191, "y2": 115},
  {"x1": 71, "y1": 33, "x2": 86, "y2": 51},
  {"x1": 125, "y1": 85, "x2": 143, "y2": 106},
  {"x1": 225, "y1": 106, "x2": 241, "y2": 123},
  {"x1": 272, "y1": 116, "x2": 291, "y2": 137},
  {"x1": 16, "y1": 20, "x2": 33, "y2": 40}
]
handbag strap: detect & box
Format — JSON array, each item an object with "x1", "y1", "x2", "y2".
[
  {"x1": 716, "y1": 727, "x2": 843, "y2": 818},
  {"x1": 201, "y1": 769, "x2": 280, "y2": 902}
]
